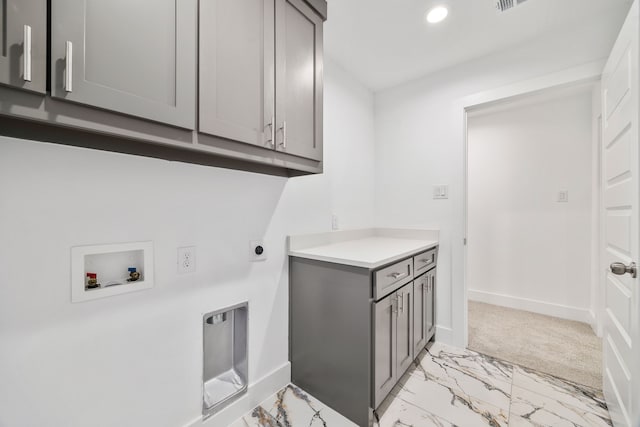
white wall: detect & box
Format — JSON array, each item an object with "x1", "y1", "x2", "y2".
[
  {"x1": 0, "y1": 58, "x2": 375, "y2": 427},
  {"x1": 466, "y1": 90, "x2": 593, "y2": 322},
  {"x1": 374, "y1": 20, "x2": 619, "y2": 346}
]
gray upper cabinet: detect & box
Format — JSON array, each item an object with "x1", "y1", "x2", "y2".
[
  {"x1": 275, "y1": 0, "x2": 323, "y2": 161},
  {"x1": 199, "y1": 0, "x2": 275, "y2": 148},
  {"x1": 0, "y1": 0, "x2": 325, "y2": 175},
  {"x1": 0, "y1": 0, "x2": 46, "y2": 93},
  {"x1": 50, "y1": 0, "x2": 196, "y2": 129},
  {"x1": 200, "y1": 0, "x2": 324, "y2": 162}
]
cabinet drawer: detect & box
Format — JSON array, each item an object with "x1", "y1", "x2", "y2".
[
  {"x1": 374, "y1": 258, "x2": 413, "y2": 300},
  {"x1": 413, "y1": 248, "x2": 437, "y2": 275}
]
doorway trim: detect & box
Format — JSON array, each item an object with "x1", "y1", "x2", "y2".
[{"x1": 457, "y1": 60, "x2": 605, "y2": 348}]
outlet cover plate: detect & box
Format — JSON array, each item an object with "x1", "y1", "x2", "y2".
[
  {"x1": 331, "y1": 214, "x2": 339, "y2": 230},
  {"x1": 433, "y1": 185, "x2": 449, "y2": 199},
  {"x1": 178, "y1": 246, "x2": 196, "y2": 273},
  {"x1": 557, "y1": 190, "x2": 569, "y2": 203}
]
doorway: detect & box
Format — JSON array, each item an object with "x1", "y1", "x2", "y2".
[{"x1": 464, "y1": 83, "x2": 603, "y2": 389}]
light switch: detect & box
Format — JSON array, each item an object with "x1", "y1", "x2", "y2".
[
  {"x1": 433, "y1": 185, "x2": 449, "y2": 199},
  {"x1": 558, "y1": 190, "x2": 569, "y2": 203}
]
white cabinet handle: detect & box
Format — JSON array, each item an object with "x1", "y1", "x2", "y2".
[
  {"x1": 278, "y1": 121, "x2": 287, "y2": 149},
  {"x1": 265, "y1": 116, "x2": 275, "y2": 147},
  {"x1": 65, "y1": 41, "x2": 73, "y2": 92},
  {"x1": 23, "y1": 25, "x2": 32, "y2": 82}
]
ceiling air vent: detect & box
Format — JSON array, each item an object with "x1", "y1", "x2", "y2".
[{"x1": 496, "y1": 0, "x2": 528, "y2": 12}]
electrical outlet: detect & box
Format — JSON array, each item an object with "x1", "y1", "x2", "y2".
[
  {"x1": 250, "y1": 240, "x2": 267, "y2": 262},
  {"x1": 331, "y1": 214, "x2": 339, "y2": 230},
  {"x1": 178, "y1": 246, "x2": 196, "y2": 273},
  {"x1": 557, "y1": 190, "x2": 569, "y2": 203}
]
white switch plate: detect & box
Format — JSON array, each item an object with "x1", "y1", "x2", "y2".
[
  {"x1": 557, "y1": 190, "x2": 569, "y2": 203},
  {"x1": 331, "y1": 214, "x2": 339, "y2": 230},
  {"x1": 433, "y1": 185, "x2": 449, "y2": 199},
  {"x1": 177, "y1": 246, "x2": 196, "y2": 273},
  {"x1": 250, "y1": 240, "x2": 267, "y2": 262}
]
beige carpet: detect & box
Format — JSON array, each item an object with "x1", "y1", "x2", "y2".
[{"x1": 468, "y1": 301, "x2": 602, "y2": 390}]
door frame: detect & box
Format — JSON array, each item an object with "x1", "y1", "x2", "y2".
[{"x1": 456, "y1": 61, "x2": 605, "y2": 348}]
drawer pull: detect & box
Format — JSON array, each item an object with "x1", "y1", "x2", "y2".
[
  {"x1": 388, "y1": 272, "x2": 406, "y2": 280},
  {"x1": 419, "y1": 258, "x2": 432, "y2": 264}
]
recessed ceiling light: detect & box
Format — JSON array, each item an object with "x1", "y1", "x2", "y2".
[{"x1": 426, "y1": 6, "x2": 448, "y2": 24}]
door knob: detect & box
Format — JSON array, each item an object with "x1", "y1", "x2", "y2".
[{"x1": 610, "y1": 262, "x2": 637, "y2": 278}]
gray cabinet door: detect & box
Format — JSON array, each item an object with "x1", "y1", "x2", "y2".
[
  {"x1": 50, "y1": 0, "x2": 196, "y2": 129},
  {"x1": 397, "y1": 283, "x2": 414, "y2": 375},
  {"x1": 413, "y1": 275, "x2": 428, "y2": 357},
  {"x1": 426, "y1": 269, "x2": 436, "y2": 340},
  {"x1": 0, "y1": 0, "x2": 46, "y2": 93},
  {"x1": 199, "y1": 0, "x2": 275, "y2": 148},
  {"x1": 374, "y1": 292, "x2": 397, "y2": 409},
  {"x1": 274, "y1": 0, "x2": 323, "y2": 161}
]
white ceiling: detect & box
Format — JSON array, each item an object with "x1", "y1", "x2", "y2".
[{"x1": 324, "y1": 0, "x2": 632, "y2": 91}]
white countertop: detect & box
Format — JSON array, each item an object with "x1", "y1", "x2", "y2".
[{"x1": 288, "y1": 229, "x2": 439, "y2": 269}]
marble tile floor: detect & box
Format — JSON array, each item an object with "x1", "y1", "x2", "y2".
[{"x1": 230, "y1": 342, "x2": 611, "y2": 427}]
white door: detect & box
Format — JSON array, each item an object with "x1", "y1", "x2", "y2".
[{"x1": 601, "y1": 1, "x2": 640, "y2": 426}]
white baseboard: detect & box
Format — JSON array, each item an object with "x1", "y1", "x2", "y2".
[
  {"x1": 468, "y1": 289, "x2": 592, "y2": 324},
  {"x1": 435, "y1": 325, "x2": 454, "y2": 346},
  {"x1": 588, "y1": 310, "x2": 598, "y2": 336},
  {"x1": 589, "y1": 309, "x2": 604, "y2": 338},
  {"x1": 184, "y1": 362, "x2": 291, "y2": 427}
]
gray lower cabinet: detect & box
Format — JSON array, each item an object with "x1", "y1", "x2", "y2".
[
  {"x1": 373, "y1": 282, "x2": 415, "y2": 409},
  {"x1": 373, "y1": 291, "x2": 397, "y2": 409},
  {"x1": 397, "y1": 284, "x2": 414, "y2": 374},
  {"x1": 0, "y1": 0, "x2": 46, "y2": 93},
  {"x1": 50, "y1": 0, "x2": 197, "y2": 129},
  {"x1": 413, "y1": 268, "x2": 437, "y2": 357},
  {"x1": 290, "y1": 258, "x2": 372, "y2": 427},
  {"x1": 290, "y1": 245, "x2": 438, "y2": 427},
  {"x1": 199, "y1": 0, "x2": 275, "y2": 148},
  {"x1": 413, "y1": 273, "x2": 428, "y2": 356},
  {"x1": 275, "y1": 0, "x2": 323, "y2": 161},
  {"x1": 426, "y1": 268, "x2": 437, "y2": 340}
]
